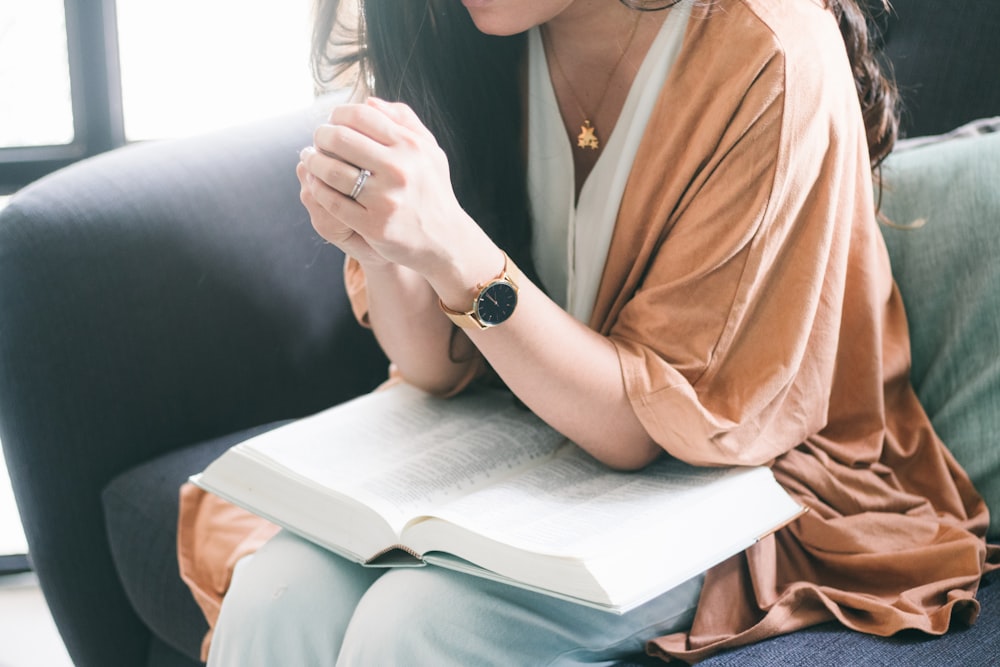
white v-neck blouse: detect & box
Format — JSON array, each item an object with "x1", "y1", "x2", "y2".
[{"x1": 527, "y1": 2, "x2": 692, "y2": 323}]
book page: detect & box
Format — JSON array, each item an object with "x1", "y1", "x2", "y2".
[
  {"x1": 399, "y1": 446, "x2": 803, "y2": 610},
  {"x1": 417, "y1": 445, "x2": 778, "y2": 558},
  {"x1": 241, "y1": 384, "x2": 567, "y2": 531}
]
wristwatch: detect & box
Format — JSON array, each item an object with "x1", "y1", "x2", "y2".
[{"x1": 439, "y1": 252, "x2": 520, "y2": 330}]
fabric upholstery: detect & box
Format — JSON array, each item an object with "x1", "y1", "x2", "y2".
[
  {"x1": 102, "y1": 422, "x2": 289, "y2": 663},
  {"x1": 147, "y1": 636, "x2": 202, "y2": 667},
  {"x1": 879, "y1": 129, "x2": 1000, "y2": 539}
]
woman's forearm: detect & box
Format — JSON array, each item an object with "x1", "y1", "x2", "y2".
[
  {"x1": 362, "y1": 261, "x2": 479, "y2": 396},
  {"x1": 433, "y1": 258, "x2": 661, "y2": 470},
  {"x1": 466, "y1": 277, "x2": 661, "y2": 470},
  {"x1": 363, "y1": 256, "x2": 658, "y2": 469}
]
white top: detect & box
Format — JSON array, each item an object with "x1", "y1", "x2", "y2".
[{"x1": 527, "y1": 2, "x2": 692, "y2": 323}]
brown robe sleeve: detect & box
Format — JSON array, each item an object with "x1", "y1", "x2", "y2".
[
  {"x1": 343, "y1": 255, "x2": 372, "y2": 327},
  {"x1": 593, "y1": 0, "x2": 857, "y2": 468}
]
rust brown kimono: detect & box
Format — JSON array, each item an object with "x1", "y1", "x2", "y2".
[{"x1": 179, "y1": 0, "x2": 998, "y2": 662}]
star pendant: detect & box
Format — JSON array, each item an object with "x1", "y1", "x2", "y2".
[{"x1": 577, "y1": 120, "x2": 599, "y2": 150}]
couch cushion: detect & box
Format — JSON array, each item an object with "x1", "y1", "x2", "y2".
[
  {"x1": 878, "y1": 127, "x2": 1000, "y2": 539},
  {"x1": 102, "y1": 422, "x2": 289, "y2": 663}
]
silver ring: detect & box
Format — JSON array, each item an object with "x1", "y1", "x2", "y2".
[{"x1": 349, "y1": 167, "x2": 371, "y2": 201}]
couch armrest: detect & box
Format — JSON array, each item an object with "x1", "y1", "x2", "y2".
[{"x1": 0, "y1": 101, "x2": 387, "y2": 666}]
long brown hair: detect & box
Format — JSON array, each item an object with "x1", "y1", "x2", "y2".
[{"x1": 827, "y1": 0, "x2": 899, "y2": 167}]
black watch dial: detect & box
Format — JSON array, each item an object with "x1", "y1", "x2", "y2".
[{"x1": 475, "y1": 280, "x2": 518, "y2": 326}]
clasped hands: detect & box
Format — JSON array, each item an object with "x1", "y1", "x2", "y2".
[{"x1": 297, "y1": 97, "x2": 502, "y2": 308}]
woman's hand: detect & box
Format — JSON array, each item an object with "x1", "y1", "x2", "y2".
[
  {"x1": 296, "y1": 158, "x2": 383, "y2": 266},
  {"x1": 296, "y1": 98, "x2": 497, "y2": 396},
  {"x1": 297, "y1": 97, "x2": 501, "y2": 304}
]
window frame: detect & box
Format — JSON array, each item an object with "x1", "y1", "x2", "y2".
[{"x1": 0, "y1": 0, "x2": 125, "y2": 194}]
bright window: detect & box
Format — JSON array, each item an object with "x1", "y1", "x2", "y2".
[
  {"x1": 116, "y1": 0, "x2": 316, "y2": 141},
  {"x1": 0, "y1": 0, "x2": 74, "y2": 148}
]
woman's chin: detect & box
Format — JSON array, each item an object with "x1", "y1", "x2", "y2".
[{"x1": 461, "y1": 2, "x2": 534, "y2": 36}]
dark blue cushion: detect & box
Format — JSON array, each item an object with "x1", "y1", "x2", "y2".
[{"x1": 102, "y1": 422, "x2": 290, "y2": 663}]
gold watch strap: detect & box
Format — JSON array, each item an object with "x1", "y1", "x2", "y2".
[{"x1": 439, "y1": 252, "x2": 519, "y2": 330}]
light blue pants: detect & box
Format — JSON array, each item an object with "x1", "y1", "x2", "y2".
[{"x1": 207, "y1": 530, "x2": 703, "y2": 666}]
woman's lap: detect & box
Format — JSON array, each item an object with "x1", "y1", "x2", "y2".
[
  {"x1": 207, "y1": 530, "x2": 384, "y2": 666},
  {"x1": 208, "y1": 530, "x2": 702, "y2": 666}
]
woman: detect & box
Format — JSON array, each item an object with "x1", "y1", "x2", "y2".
[{"x1": 182, "y1": 0, "x2": 998, "y2": 664}]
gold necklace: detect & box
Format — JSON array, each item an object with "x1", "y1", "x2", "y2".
[{"x1": 542, "y1": 15, "x2": 642, "y2": 151}]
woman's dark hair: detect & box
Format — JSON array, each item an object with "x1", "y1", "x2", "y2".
[
  {"x1": 312, "y1": 0, "x2": 534, "y2": 275},
  {"x1": 827, "y1": 0, "x2": 899, "y2": 167},
  {"x1": 311, "y1": 0, "x2": 900, "y2": 259}
]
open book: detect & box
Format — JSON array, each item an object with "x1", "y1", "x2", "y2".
[{"x1": 193, "y1": 383, "x2": 805, "y2": 613}]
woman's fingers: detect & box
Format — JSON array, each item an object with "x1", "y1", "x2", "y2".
[
  {"x1": 299, "y1": 146, "x2": 370, "y2": 205},
  {"x1": 299, "y1": 98, "x2": 467, "y2": 276},
  {"x1": 319, "y1": 99, "x2": 436, "y2": 174},
  {"x1": 296, "y1": 161, "x2": 383, "y2": 265},
  {"x1": 329, "y1": 101, "x2": 404, "y2": 146},
  {"x1": 311, "y1": 122, "x2": 390, "y2": 183},
  {"x1": 297, "y1": 161, "x2": 351, "y2": 234},
  {"x1": 307, "y1": 100, "x2": 437, "y2": 203},
  {"x1": 297, "y1": 157, "x2": 362, "y2": 225},
  {"x1": 365, "y1": 97, "x2": 435, "y2": 141}
]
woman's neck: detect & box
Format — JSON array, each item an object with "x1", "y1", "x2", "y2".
[{"x1": 541, "y1": 4, "x2": 669, "y2": 196}]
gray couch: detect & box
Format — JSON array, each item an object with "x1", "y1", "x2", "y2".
[{"x1": 1, "y1": 2, "x2": 998, "y2": 665}]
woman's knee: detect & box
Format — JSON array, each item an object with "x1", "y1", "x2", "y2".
[
  {"x1": 208, "y1": 531, "x2": 381, "y2": 666},
  {"x1": 336, "y1": 566, "x2": 703, "y2": 666},
  {"x1": 337, "y1": 567, "x2": 562, "y2": 666}
]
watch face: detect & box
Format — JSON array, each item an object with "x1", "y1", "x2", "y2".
[{"x1": 475, "y1": 281, "x2": 518, "y2": 326}]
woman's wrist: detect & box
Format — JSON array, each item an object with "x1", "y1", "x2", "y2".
[
  {"x1": 361, "y1": 259, "x2": 428, "y2": 300},
  {"x1": 352, "y1": 198, "x2": 503, "y2": 313},
  {"x1": 428, "y1": 227, "x2": 507, "y2": 313}
]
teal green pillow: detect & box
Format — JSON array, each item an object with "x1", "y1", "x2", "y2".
[{"x1": 879, "y1": 129, "x2": 1000, "y2": 540}]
